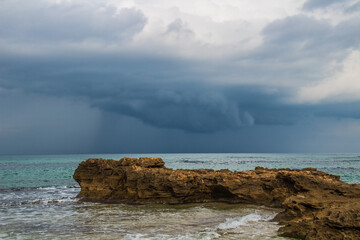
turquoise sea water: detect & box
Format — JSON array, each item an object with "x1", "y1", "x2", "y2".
[
  {"x1": 1, "y1": 153, "x2": 359, "y2": 189},
  {"x1": 1, "y1": 153, "x2": 359, "y2": 239}
]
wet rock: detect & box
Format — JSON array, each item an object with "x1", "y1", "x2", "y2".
[{"x1": 73, "y1": 157, "x2": 360, "y2": 240}]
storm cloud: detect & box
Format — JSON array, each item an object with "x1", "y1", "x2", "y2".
[{"x1": 1, "y1": 0, "x2": 360, "y2": 153}]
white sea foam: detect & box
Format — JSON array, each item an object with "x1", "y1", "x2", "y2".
[
  {"x1": 215, "y1": 211, "x2": 285, "y2": 239},
  {"x1": 38, "y1": 186, "x2": 57, "y2": 190},
  {"x1": 218, "y1": 213, "x2": 272, "y2": 230},
  {"x1": 0, "y1": 186, "x2": 79, "y2": 207},
  {"x1": 125, "y1": 231, "x2": 221, "y2": 240}
]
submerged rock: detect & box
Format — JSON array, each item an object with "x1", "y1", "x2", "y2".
[{"x1": 73, "y1": 157, "x2": 360, "y2": 240}]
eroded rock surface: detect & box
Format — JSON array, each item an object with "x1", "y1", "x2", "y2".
[{"x1": 73, "y1": 157, "x2": 360, "y2": 240}]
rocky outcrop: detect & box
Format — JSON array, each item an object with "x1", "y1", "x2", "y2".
[{"x1": 73, "y1": 157, "x2": 360, "y2": 240}]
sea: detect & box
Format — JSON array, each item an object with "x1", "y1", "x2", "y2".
[{"x1": 1, "y1": 153, "x2": 360, "y2": 240}]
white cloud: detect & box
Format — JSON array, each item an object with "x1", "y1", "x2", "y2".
[
  {"x1": 0, "y1": 0, "x2": 147, "y2": 55},
  {"x1": 0, "y1": 0, "x2": 306, "y2": 58},
  {"x1": 122, "y1": 0, "x2": 306, "y2": 58},
  {"x1": 295, "y1": 50, "x2": 360, "y2": 103}
]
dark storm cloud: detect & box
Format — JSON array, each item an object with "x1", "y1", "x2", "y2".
[
  {"x1": 2, "y1": 54, "x2": 360, "y2": 135},
  {"x1": 0, "y1": 55, "x2": 255, "y2": 133},
  {"x1": 314, "y1": 102, "x2": 360, "y2": 119},
  {"x1": 93, "y1": 89, "x2": 253, "y2": 133}
]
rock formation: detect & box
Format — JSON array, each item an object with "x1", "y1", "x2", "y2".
[{"x1": 73, "y1": 157, "x2": 360, "y2": 240}]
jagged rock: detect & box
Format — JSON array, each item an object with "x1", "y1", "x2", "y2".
[{"x1": 73, "y1": 157, "x2": 360, "y2": 240}]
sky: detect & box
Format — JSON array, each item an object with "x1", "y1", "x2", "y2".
[{"x1": 1, "y1": 0, "x2": 360, "y2": 154}]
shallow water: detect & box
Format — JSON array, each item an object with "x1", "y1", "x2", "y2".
[
  {"x1": 1, "y1": 153, "x2": 359, "y2": 239},
  {"x1": 0, "y1": 186, "x2": 287, "y2": 240}
]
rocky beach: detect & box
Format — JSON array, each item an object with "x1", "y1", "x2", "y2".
[{"x1": 74, "y1": 157, "x2": 360, "y2": 240}]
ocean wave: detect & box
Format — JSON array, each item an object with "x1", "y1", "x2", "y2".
[
  {"x1": 125, "y1": 231, "x2": 221, "y2": 240},
  {"x1": 321, "y1": 167, "x2": 359, "y2": 172},
  {"x1": 325, "y1": 156, "x2": 360, "y2": 160},
  {"x1": 181, "y1": 160, "x2": 207, "y2": 164},
  {"x1": 217, "y1": 213, "x2": 273, "y2": 230},
  {"x1": 37, "y1": 185, "x2": 80, "y2": 190},
  {"x1": 227, "y1": 156, "x2": 268, "y2": 159},
  {"x1": 0, "y1": 185, "x2": 79, "y2": 192},
  {"x1": 0, "y1": 198, "x2": 78, "y2": 207},
  {"x1": 0, "y1": 186, "x2": 80, "y2": 207}
]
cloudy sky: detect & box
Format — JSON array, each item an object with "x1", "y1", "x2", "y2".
[{"x1": 1, "y1": 0, "x2": 360, "y2": 154}]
